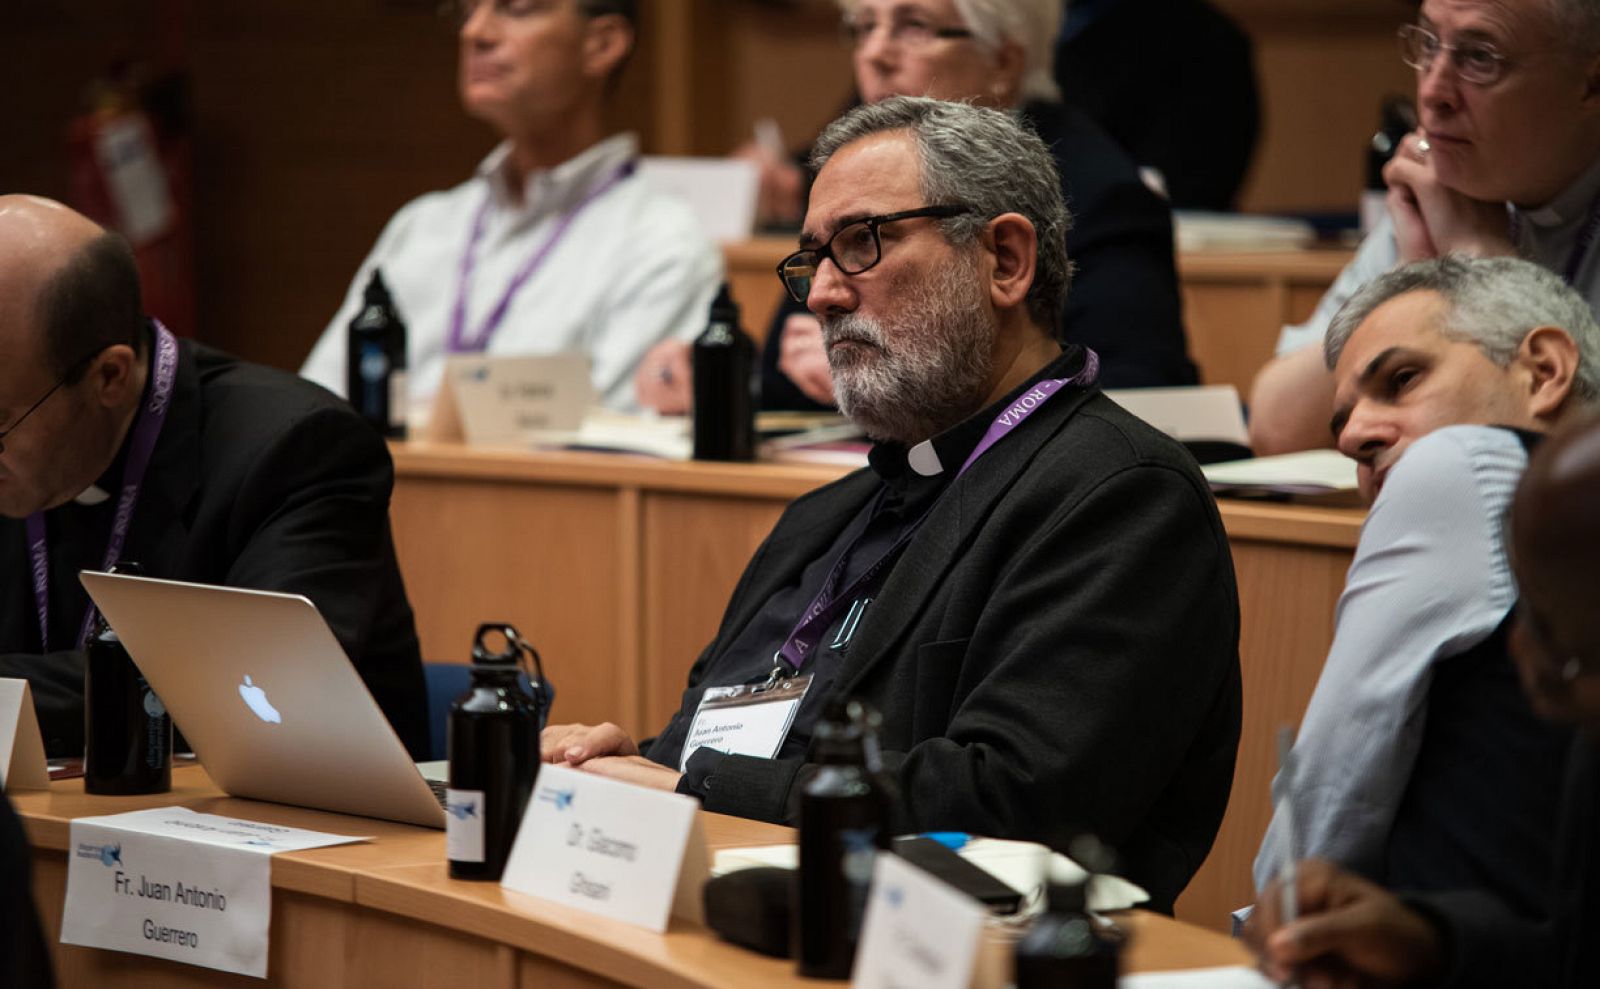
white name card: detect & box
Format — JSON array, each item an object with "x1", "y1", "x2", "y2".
[
  {"x1": 0, "y1": 678, "x2": 48, "y2": 791},
  {"x1": 61, "y1": 807, "x2": 367, "y2": 977},
  {"x1": 428, "y1": 353, "x2": 593, "y2": 447},
  {"x1": 852, "y1": 852, "x2": 987, "y2": 989},
  {"x1": 500, "y1": 763, "x2": 708, "y2": 933}
]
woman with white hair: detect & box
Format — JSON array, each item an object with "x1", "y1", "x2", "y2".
[{"x1": 635, "y1": 0, "x2": 1195, "y2": 413}]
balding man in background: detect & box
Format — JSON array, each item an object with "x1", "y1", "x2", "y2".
[{"x1": 0, "y1": 196, "x2": 428, "y2": 758}]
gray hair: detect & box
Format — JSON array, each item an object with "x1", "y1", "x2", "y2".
[
  {"x1": 952, "y1": 0, "x2": 1063, "y2": 103},
  {"x1": 810, "y1": 96, "x2": 1073, "y2": 335},
  {"x1": 837, "y1": 0, "x2": 1062, "y2": 103},
  {"x1": 1324, "y1": 255, "x2": 1600, "y2": 405}
]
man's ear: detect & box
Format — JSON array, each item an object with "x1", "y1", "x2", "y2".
[
  {"x1": 84, "y1": 344, "x2": 139, "y2": 410},
  {"x1": 984, "y1": 212, "x2": 1037, "y2": 313},
  {"x1": 1519, "y1": 325, "x2": 1581, "y2": 419},
  {"x1": 583, "y1": 14, "x2": 633, "y2": 83}
]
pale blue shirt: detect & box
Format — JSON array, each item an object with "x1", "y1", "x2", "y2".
[{"x1": 1254, "y1": 426, "x2": 1527, "y2": 891}]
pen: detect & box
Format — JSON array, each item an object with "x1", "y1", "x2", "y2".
[{"x1": 1275, "y1": 725, "x2": 1300, "y2": 989}]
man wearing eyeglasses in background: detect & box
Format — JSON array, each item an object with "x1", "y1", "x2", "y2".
[
  {"x1": 0, "y1": 195, "x2": 429, "y2": 761},
  {"x1": 1249, "y1": 0, "x2": 1600, "y2": 455},
  {"x1": 301, "y1": 0, "x2": 720, "y2": 415},
  {"x1": 543, "y1": 97, "x2": 1242, "y2": 913}
]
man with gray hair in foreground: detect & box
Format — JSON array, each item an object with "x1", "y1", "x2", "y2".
[
  {"x1": 1255, "y1": 256, "x2": 1600, "y2": 929},
  {"x1": 541, "y1": 96, "x2": 1242, "y2": 911}
]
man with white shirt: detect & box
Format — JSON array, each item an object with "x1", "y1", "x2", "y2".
[
  {"x1": 301, "y1": 0, "x2": 721, "y2": 414},
  {"x1": 1248, "y1": 0, "x2": 1600, "y2": 454},
  {"x1": 1254, "y1": 256, "x2": 1600, "y2": 927}
]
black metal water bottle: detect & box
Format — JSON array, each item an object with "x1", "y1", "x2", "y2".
[
  {"x1": 1014, "y1": 840, "x2": 1123, "y2": 989},
  {"x1": 347, "y1": 267, "x2": 409, "y2": 439},
  {"x1": 691, "y1": 282, "x2": 756, "y2": 461},
  {"x1": 447, "y1": 623, "x2": 546, "y2": 881},
  {"x1": 84, "y1": 562, "x2": 172, "y2": 795},
  {"x1": 796, "y1": 698, "x2": 890, "y2": 978}
]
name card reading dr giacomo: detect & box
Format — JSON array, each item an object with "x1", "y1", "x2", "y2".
[
  {"x1": 499, "y1": 763, "x2": 709, "y2": 933},
  {"x1": 61, "y1": 807, "x2": 368, "y2": 978}
]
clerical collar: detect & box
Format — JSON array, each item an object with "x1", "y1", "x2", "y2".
[
  {"x1": 867, "y1": 344, "x2": 1085, "y2": 485},
  {"x1": 476, "y1": 132, "x2": 639, "y2": 217},
  {"x1": 1514, "y1": 154, "x2": 1600, "y2": 229}
]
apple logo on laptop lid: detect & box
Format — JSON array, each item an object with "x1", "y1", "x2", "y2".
[{"x1": 238, "y1": 675, "x2": 282, "y2": 724}]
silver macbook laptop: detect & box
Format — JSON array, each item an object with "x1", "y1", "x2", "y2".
[{"x1": 80, "y1": 571, "x2": 447, "y2": 829}]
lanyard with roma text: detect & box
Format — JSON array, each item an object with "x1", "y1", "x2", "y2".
[
  {"x1": 1507, "y1": 190, "x2": 1600, "y2": 286},
  {"x1": 25, "y1": 320, "x2": 179, "y2": 652},
  {"x1": 447, "y1": 159, "x2": 637, "y2": 354},
  {"x1": 768, "y1": 349, "x2": 1101, "y2": 679}
]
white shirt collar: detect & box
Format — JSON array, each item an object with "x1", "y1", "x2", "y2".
[
  {"x1": 74, "y1": 484, "x2": 111, "y2": 506},
  {"x1": 475, "y1": 132, "x2": 640, "y2": 217}
]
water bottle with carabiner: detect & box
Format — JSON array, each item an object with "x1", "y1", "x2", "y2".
[{"x1": 446, "y1": 623, "x2": 549, "y2": 881}]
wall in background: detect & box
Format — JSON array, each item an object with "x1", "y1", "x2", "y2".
[{"x1": 2, "y1": 0, "x2": 1416, "y2": 371}]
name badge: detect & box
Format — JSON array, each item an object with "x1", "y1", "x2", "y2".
[
  {"x1": 680, "y1": 674, "x2": 812, "y2": 771},
  {"x1": 852, "y1": 852, "x2": 987, "y2": 989},
  {"x1": 501, "y1": 764, "x2": 709, "y2": 933}
]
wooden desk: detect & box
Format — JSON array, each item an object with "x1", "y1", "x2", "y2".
[
  {"x1": 722, "y1": 237, "x2": 1354, "y2": 395},
  {"x1": 388, "y1": 444, "x2": 1362, "y2": 931},
  {"x1": 18, "y1": 768, "x2": 1251, "y2": 987}
]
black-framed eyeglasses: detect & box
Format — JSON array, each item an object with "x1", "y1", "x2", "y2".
[
  {"x1": 840, "y1": 12, "x2": 974, "y2": 49},
  {"x1": 775, "y1": 204, "x2": 973, "y2": 304},
  {"x1": 0, "y1": 352, "x2": 101, "y2": 456},
  {"x1": 1398, "y1": 23, "x2": 1514, "y2": 86}
]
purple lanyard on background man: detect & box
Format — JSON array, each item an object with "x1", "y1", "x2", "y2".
[
  {"x1": 447, "y1": 159, "x2": 637, "y2": 354},
  {"x1": 26, "y1": 320, "x2": 179, "y2": 652},
  {"x1": 773, "y1": 350, "x2": 1102, "y2": 674}
]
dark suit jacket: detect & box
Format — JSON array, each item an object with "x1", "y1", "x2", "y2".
[
  {"x1": 0, "y1": 792, "x2": 52, "y2": 988},
  {"x1": 1056, "y1": 0, "x2": 1260, "y2": 211},
  {"x1": 0, "y1": 337, "x2": 430, "y2": 760},
  {"x1": 761, "y1": 99, "x2": 1195, "y2": 408},
  {"x1": 657, "y1": 387, "x2": 1241, "y2": 912},
  {"x1": 1408, "y1": 738, "x2": 1599, "y2": 989}
]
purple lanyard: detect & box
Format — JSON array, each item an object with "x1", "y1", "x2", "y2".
[
  {"x1": 447, "y1": 159, "x2": 637, "y2": 354},
  {"x1": 26, "y1": 320, "x2": 179, "y2": 652},
  {"x1": 1508, "y1": 190, "x2": 1600, "y2": 285},
  {"x1": 773, "y1": 350, "x2": 1101, "y2": 673}
]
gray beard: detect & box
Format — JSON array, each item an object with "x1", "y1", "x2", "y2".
[{"x1": 823, "y1": 258, "x2": 996, "y2": 444}]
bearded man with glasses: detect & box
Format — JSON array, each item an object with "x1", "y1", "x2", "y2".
[
  {"x1": 542, "y1": 98, "x2": 1242, "y2": 914},
  {"x1": 1251, "y1": 0, "x2": 1600, "y2": 456}
]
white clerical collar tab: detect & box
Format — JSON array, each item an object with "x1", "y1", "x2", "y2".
[
  {"x1": 74, "y1": 485, "x2": 111, "y2": 507},
  {"x1": 907, "y1": 440, "x2": 944, "y2": 477}
]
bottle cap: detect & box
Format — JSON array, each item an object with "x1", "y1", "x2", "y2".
[
  {"x1": 708, "y1": 282, "x2": 739, "y2": 325},
  {"x1": 363, "y1": 268, "x2": 395, "y2": 308}
]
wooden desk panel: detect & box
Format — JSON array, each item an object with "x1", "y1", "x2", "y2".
[
  {"x1": 20, "y1": 771, "x2": 1250, "y2": 987},
  {"x1": 389, "y1": 444, "x2": 1362, "y2": 933}
]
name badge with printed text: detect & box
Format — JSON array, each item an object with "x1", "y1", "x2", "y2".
[{"x1": 680, "y1": 674, "x2": 812, "y2": 771}]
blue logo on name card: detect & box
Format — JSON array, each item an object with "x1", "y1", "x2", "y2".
[
  {"x1": 75, "y1": 842, "x2": 123, "y2": 867},
  {"x1": 536, "y1": 787, "x2": 575, "y2": 810},
  {"x1": 444, "y1": 801, "x2": 478, "y2": 821}
]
